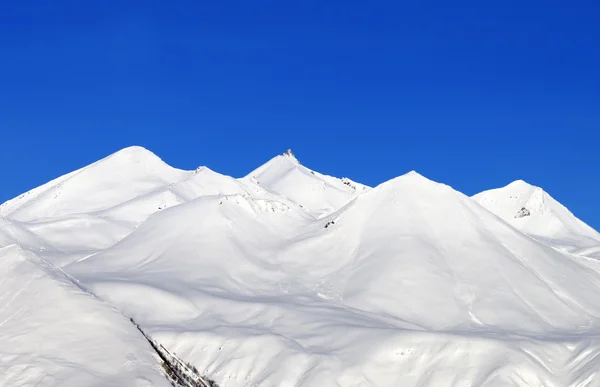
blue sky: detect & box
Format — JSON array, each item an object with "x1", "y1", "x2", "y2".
[{"x1": 1, "y1": 1, "x2": 599, "y2": 229}]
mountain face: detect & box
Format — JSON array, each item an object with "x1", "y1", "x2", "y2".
[
  {"x1": 0, "y1": 245, "x2": 170, "y2": 387},
  {"x1": 473, "y1": 180, "x2": 600, "y2": 254},
  {"x1": 2, "y1": 147, "x2": 600, "y2": 387},
  {"x1": 244, "y1": 149, "x2": 370, "y2": 217},
  {"x1": 0, "y1": 146, "x2": 188, "y2": 222}
]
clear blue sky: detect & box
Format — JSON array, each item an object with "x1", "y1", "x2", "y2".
[{"x1": 1, "y1": 1, "x2": 599, "y2": 229}]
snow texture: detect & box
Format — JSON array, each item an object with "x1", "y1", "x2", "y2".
[
  {"x1": 0, "y1": 245, "x2": 170, "y2": 387},
  {"x1": 2, "y1": 146, "x2": 600, "y2": 387}
]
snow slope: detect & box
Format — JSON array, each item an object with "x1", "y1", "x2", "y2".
[
  {"x1": 0, "y1": 146, "x2": 188, "y2": 222},
  {"x1": 0, "y1": 244, "x2": 170, "y2": 387},
  {"x1": 0, "y1": 147, "x2": 189, "y2": 265},
  {"x1": 2, "y1": 147, "x2": 600, "y2": 387},
  {"x1": 473, "y1": 180, "x2": 600, "y2": 253},
  {"x1": 0, "y1": 147, "x2": 305, "y2": 267}
]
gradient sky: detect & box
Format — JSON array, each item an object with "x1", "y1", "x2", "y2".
[{"x1": 1, "y1": 1, "x2": 599, "y2": 229}]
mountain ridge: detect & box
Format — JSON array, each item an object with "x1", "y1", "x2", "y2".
[
  {"x1": 2, "y1": 146, "x2": 600, "y2": 387},
  {"x1": 2, "y1": 146, "x2": 595, "y2": 235}
]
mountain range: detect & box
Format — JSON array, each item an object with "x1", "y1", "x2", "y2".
[{"x1": 2, "y1": 146, "x2": 600, "y2": 387}]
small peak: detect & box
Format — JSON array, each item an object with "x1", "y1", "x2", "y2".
[
  {"x1": 397, "y1": 170, "x2": 433, "y2": 183},
  {"x1": 380, "y1": 170, "x2": 440, "y2": 189},
  {"x1": 113, "y1": 145, "x2": 155, "y2": 157},
  {"x1": 404, "y1": 170, "x2": 423, "y2": 178},
  {"x1": 504, "y1": 180, "x2": 547, "y2": 197},
  {"x1": 84, "y1": 146, "x2": 176, "y2": 175},
  {"x1": 193, "y1": 166, "x2": 207, "y2": 174},
  {"x1": 282, "y1": 149, "x2": 299, "y2": 164},
  {"x1": 106, "y1": 146, "x2": 164, "y2": 164},
  {"x1": 243, "y1": 150, "x2": 300, "y2": 179},
  {"x1": 506, "y1": 179, "x2": 536, "y2": 189}
]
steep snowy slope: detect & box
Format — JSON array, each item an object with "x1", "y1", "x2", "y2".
[
  {"x1": 0, "y1": 245, "x2": 170, "y2": 387},
  {"x1": 473, "y1": 180, "x2": 600, "y2": 252},
  {"x1": 244, "y1": 149, "x2": 369, "y2": 217},
  {"x1": 66, "y1": 171, "x2": 600, "y2": 387}
]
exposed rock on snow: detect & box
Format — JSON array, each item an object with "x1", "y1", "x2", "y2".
[{"x1": 514, "y1": 206, "x2": 531, "y2": 218}]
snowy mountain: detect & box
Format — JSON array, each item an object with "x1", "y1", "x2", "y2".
[
  {"x1": 0, "y1": 146, "x2": 187, "y2": 222},
  {"x1": 244, "y1": 149, "x2": 369, "y2": 217},
  {"x1": 2, "y1": 146, "x2": 600, "y2": 387},
  {"x1": 0, "y1": 147, "x2": 305, "y2": 266},
  {"x1": 473, "y1": 179, "x2": 600, "y2": 254}
]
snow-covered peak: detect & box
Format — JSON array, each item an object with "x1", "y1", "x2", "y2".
[
  {"x1": 89, "y1": 145, "x2": 183, "y2": 178},
  {"x1": 473, "y1": 180, "x2": 600, "y2": 249},
  {"x1": 375, "y1": 170, "x2": 449, "y2": 193},
  {"x1": 105, "y1": 145, "x2": 166, "y2": 164},
  {"x1": 474, "y1": 179, "x2": 556, "y2": 220},
  {"x1": 496, "y1": 180, "x2": 549, "y2": 214},
  {"x1": 1, "y1": 146, "x2": 187, "y2": 222},
  {"x1": 404, "y1": 170, "x2": 422, "y2": 177},
  {"x1": 243, "y1": 151, "x2": 370, "y2": 216},
  {"x1": 283, "y1": 148, "x2": 299, "y2": 163},
  {"x1": 399, "y1": 170, "x2": 432, "y2": 182},
  {"x1": 505, "y1": 179, "x2": 532, "y2": 188},
  {"x1": 247, "y1": 150, "x2": 299, "y2": 176}
]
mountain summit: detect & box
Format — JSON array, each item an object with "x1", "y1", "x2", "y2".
[
  {"x1": 245, "y1": 151, "x2": 369, "y2": 216},
  {"x1": 473, "y1": 179, "x2": 600, "y2": 250},
  {"x1": 283, "y1": 148, "x2": 298, "y2": 162},
  {"x1": 0, "y1": 146, "x2": 186, "y2": 222}
]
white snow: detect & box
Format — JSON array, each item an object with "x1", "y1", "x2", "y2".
[
  {"x1": 0, "y1": 245, "x2": 170, "y2": 387},
  {"x1": 0, "y1": 146, "x2": 188, "y2": 222},
  {"x1": 2, "y1": 147, "x2": 600, "y2": 387},
  {"x1": 473, "y1": 179, "x2": 600, "y2": 253},
  {"x1": 244, "y1": 149, "x2": 370, "y2": 217}
]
